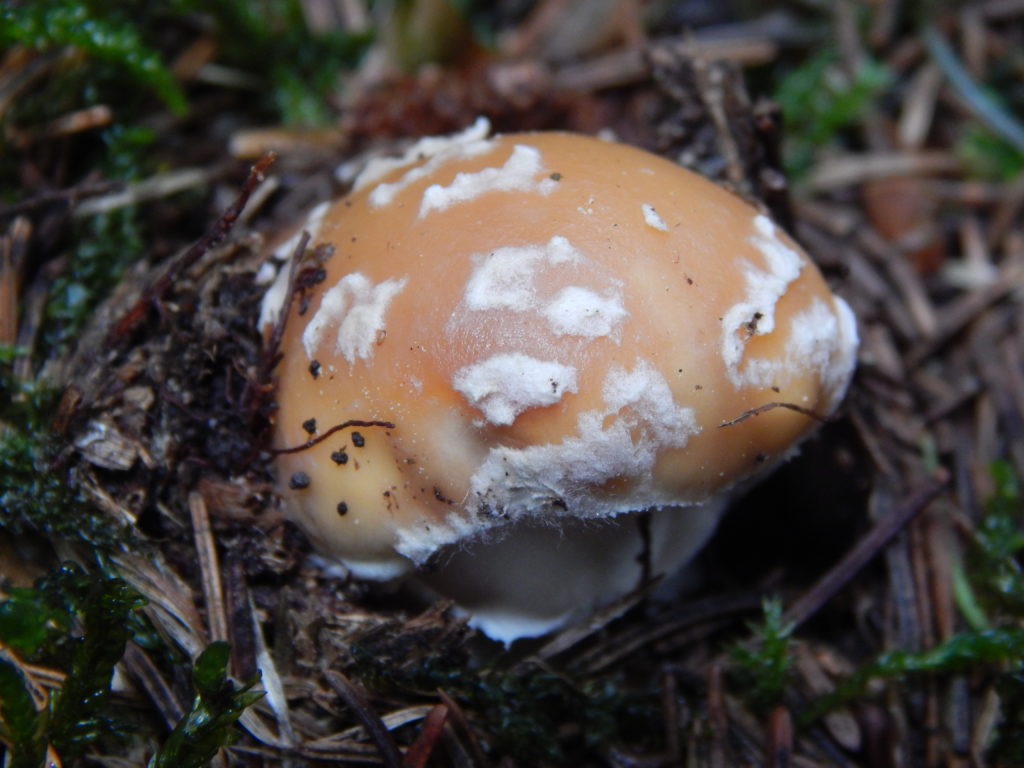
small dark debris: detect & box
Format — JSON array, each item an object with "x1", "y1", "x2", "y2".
[
  {"x1": 550, "y1": 172, "x2": 563, "y2": 181},
  {"x1": 351, "y1": 431, "x2": 365, "y2": 447},
  {"x1": 309, "y1": 360, "x2": 321, "y2": 378},
  {"x1": 302, "y1": 418, "x2": 317, "y2": 435},
  {"x1": 331, "y1": 450, "x2": 349, "y2": 465},
  {"x1": 745, "y1": 311, "x2": 764, "y2": 335},
  {"x1": 289, "y1": 472, "x2": 311, "y2": 490},
  {"x1": 337, "y1": 501, "x2": 348, "y2": 516},
  {"x1": 296, "y1": 266, "x2": 327, "y2": 289}
]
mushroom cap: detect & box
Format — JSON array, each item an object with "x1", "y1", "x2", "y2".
[{"x1": 264, "y1": 123, "x2": 858, "y2": 640}]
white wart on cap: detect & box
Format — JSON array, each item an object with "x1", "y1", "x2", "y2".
[{"x1": 263, "y1": 120, "x2": 858, "y2": 643}]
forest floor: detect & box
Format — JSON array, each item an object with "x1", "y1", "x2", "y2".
[{"x1": 3, "y1": 1, "x2": 1024, "y2": 766}]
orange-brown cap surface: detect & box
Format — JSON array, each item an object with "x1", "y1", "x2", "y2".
[{"x1": 263, "y1": 121, "x2": 858, "y2": 641}]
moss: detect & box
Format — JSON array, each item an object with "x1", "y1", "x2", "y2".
[
  {"x1": 147, "y1": 642, "x2": 263, "y2": 768},
  {"x1": 0, "y1": 347, "x2": 134, "y2": 552},
  {"x1": 1, "y1": 0, "x2": 187, "y2": 116},
  {"x1": 4, "y1": 0, "x2": 371, "y2": 360},
  {"x1": 967, "y1": 460, "x2": 1024, "y2": 621},
  {"x1": 42, "y1": 205, "x2": 147, "y2": 356},
  {"x1": 968, "y1": 461, "x2": 1024, "y2": 762},
  {"x1": 350, "y1": 643, "x2": 660, "y2": 762},
  {"x1": 958, "y1": 125, "x2": 1024, "y2": 181},
  {"x1": 0, "y1": 565, "x2": 147, "y2": 764},
  {"x1": 774, "y1": 47, "x2": 891, "y2": 178},
  {"x1": 0, "y1": 568, "x2": 261, "y2": 767},
  {"x1": 805, "y1": 627, "x2": 1024, "y2": 726},
  {"x1": 803, "y1": 462, "x2": 1024, "y2": 754},
  {"x1": 729, "y1": 596, "x2": 795, "y2": 713},
  {"x1": 191, "y1": 0, "x2": 371, "y2": 125}
]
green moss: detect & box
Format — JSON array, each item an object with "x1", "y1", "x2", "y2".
[
  {"x1": 0, "y1": 348, "x2": 134, "y2": 552},
  {"x1": 351, "y1": 643, "x2": 659, "y2": 762},
  {"x1": 805, "y1": 627, "x2": 1024, "y2": 725},
  {"x1": 4, "y1": 0, "x2": 372, "y2": 363},
  {"x1": 774, "y1": 48, "x2": 891, "y2": 178},
  {"x1": 3, "y1": 0, "x2": 373, "y2": 140},
  {"x1": 729, "y1": 596, "x2": 795, "y2": 713},
  {"x1": 190, "y1": 0, "x2": 370, "y2": 126},
  {"x1": 147, "y1": 642, "x2": 263, "y2": 768},
  {"x1": 1, "y1": 0, "x2": 187, "y2": 116},
  {"x1": 2, "y1": 3, "x2": 168, "y2": 356},
  {"x1": 957, "y1": 125, "x2": 1024, "y2": 181},
  {"x1": 967, "y1": 460, "x2": 1024, "y2": 620},
  {"x1": 967, "y1": 461, "x2": 1024, "y2": 762},
  {"x1": 804, "y1": 462, "x2": 1024, "y2": 757},
  {"x1": 0, "y1": 565, "x2": 147, "y2": 763},
  {"x1": 924, "y1": 23, "x2": 1024, "y2": 179},
  {"x1": 4, "y1": 0, "x2": 370, "y2": 357},
  {"x1": 0, "y1": 569, "x2": 261, "y2": 767},
  {"x1": 42, "y1": 207, "x2": 146, "y2": 355},
  {"x1": 0, "y1": 657, "x2": 48, "y2": 768}
]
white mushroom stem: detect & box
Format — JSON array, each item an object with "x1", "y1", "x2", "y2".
[{"x1": 418, "y1": 500, "x2": 729, "y2": 644}]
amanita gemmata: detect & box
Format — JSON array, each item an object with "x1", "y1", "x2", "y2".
[{"x1": 260, "y1": 119, "x2": 858, "y2": 643}]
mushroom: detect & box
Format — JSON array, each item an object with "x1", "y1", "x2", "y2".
[{"x1": 262, "y1": 119, "x2": 858, "y2": 643}]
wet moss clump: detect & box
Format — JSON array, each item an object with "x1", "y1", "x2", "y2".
[
  {"x1": 350, "y1": 639, "x2": 661, "y2": 763},
  {"x1": 0, "y1": 347, "x2": 134, "y2": 553}
]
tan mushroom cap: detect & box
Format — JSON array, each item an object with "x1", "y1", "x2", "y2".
[{"x1": 264, "y1": 123, "x2": 857, "y2": 639}]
